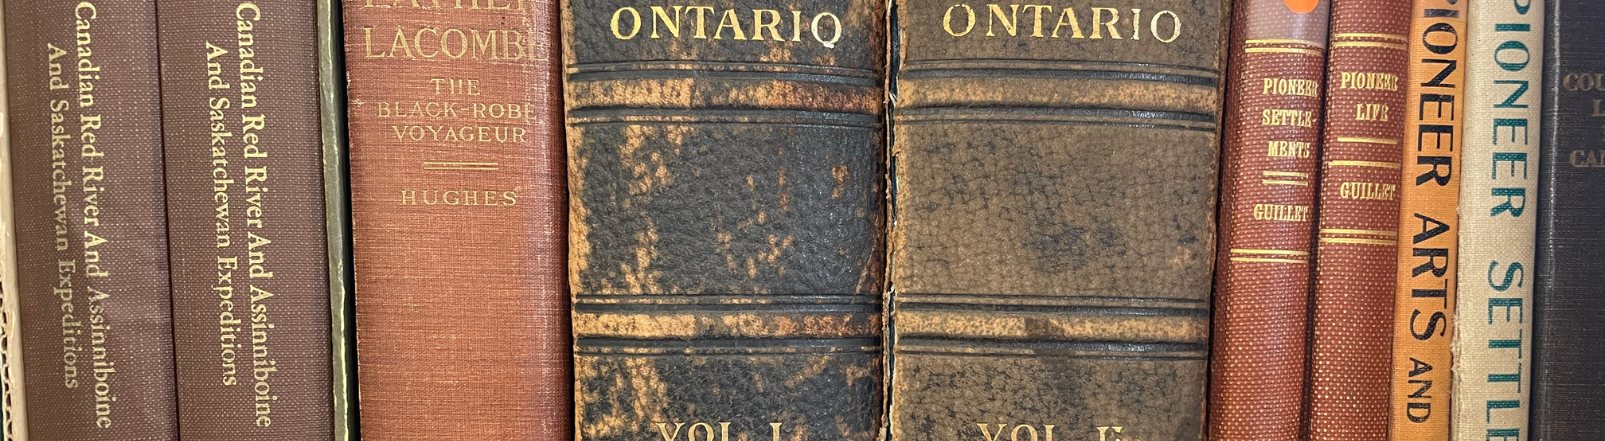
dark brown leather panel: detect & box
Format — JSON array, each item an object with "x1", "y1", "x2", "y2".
[{"x1": 890, "y1": 1, "x2": 1228, "y2": 439}]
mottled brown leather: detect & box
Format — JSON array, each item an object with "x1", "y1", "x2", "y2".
[
  {"x1": 1306, "y1": 0, "x2": 1410, "y2": 439},
  {"x1": 889, "y1": 1, "x2": 1227, "y2": 440},
  {"x1": 1210, "y1": 1, "x2": 1329, "y2": 440},
  {"x1": 341, "y1": 0, "x2": 570, "y2": 439},
  {"x1": 6, "y1": 0, "x2": 180, "y2": 439},
  {"x1": 564, "y1": 0, "x2": 886, "y2": 439},
  {"x1": 158, "y1": 0, "x2": 334, "y2": 438}
]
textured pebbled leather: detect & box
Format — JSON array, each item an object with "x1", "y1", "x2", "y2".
[
  {"x1": 1306, "y1": 0, "x2": 1410, "y2": 439},
  {"x1": 1534, "y1": 1, "x2": 1605, "y2": 439},
  {"x1": 1210, "y1": 1, "x2": 1329, "y2": 439},
  {"x1": 564, "y1": 1, "x2": 886, "y2": 440},
  {"x1": 889, "y1": 1, "x2": 1227, "y2": 440}
]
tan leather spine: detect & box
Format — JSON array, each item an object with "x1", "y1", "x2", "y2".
[
  {"x1": 1306, "y1": 0, "x2": 1410, "y2": 439},
  {"x1": 1454, "y1": 0, "x2": 1543, "y2": 439},
  {"x1": 341, "y1": 0, "x2": 570, "y2": 438},
  {"x1": 1210, "y1": 1, "x2": 1329, "y2": 439},
  {"x1": 1389, "y1": 0, "x2": 1464, "y2": 439}
]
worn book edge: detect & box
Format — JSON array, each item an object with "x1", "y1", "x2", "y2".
[
  {"x1": 317, "y1": 0, "x2": 355, "y2": 438},
  {"x1": 0, "y1": 1, "x2": 21, "y2": 437}
]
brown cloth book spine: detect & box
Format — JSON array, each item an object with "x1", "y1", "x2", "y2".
[
  {"x1": 158, "y1": 0, "x2": 334, "y2": 438},
  {"x1": 5, "y1": 0, "x2": 179, "y2": 439},
  {"x1": 341, "y1": 0, "x2": 569, "y2": 439},
  {"x1": 1389, "y1": 0, "x2": 1464, "y2": 438},
  {"x1": 889, "y1": 1, "x2": 1227, "y2": 440},
  {"x1": 1306, "y1": 0, "x2": 1410, "y2": 439},
  {"x1": 1210, "y1": 1, "x2": 1329, "y2": 440},
  {"x1": 564, "y1": 1, "x2": 886, "y2": 440}
]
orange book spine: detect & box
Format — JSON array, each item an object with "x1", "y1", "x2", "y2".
[{"x1": 1390, "y1": 0, "x2": 1466, "y2": 439}]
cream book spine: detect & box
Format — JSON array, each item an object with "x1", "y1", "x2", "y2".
[{"x1": 1455, "y1": 0, "x2": 1544, "y2": 440}]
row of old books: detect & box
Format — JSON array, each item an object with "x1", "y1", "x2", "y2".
[
  {"x1": 1214, "y1": 0, "x2": 1603, "y2": 440},
  {"x1": 0, "y1": 0, "x2": 1599, "y2": 440}
]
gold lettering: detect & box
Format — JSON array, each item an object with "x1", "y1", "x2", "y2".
[
  {"x1": 1090, "y1": 7, "x2": 1120, "y2": 39},
  {"x1": 751, "y1": 9, "x2": 781, "y2": 40},
  {"x1": 1051, "y1": 7, "x2": 1083, "y2": 38},
  {"x1": 986, "y1": 4, "x2": 1021, "y2": 37},
  {"x1": 714, "y1": 9, "x2": 746, "y2": 40},
  {"x1": 612, "y1": 7, "x2": 642, "y2": 39},
  {"x1": 1253, "y1": 204, "x2": 1313, "y2": 222},
  {"x1": 1022, "y1": 5, "x2": 1052, "y2": 37}
]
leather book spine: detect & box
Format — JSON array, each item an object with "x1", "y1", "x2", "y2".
[
  {"x1": 1533, "y1": 1, "x2": 1605, "y2": 439},
  {"x1": 158, "y1": 0, "x2": 334, "y2": 438},
  {"x1": 888, "y1": 1, "x2": 1227, "y2": 440},
  {"x1": 0, "y1": 9, "x2": 23, "y2": 435},
  {"x1": 5, "y1": 0, "x2": 179, "y2": 439},
  {"x1": 1306, "y1": 0, "x2": 1410, "y2": 439},
  {"x1": 1209, "y1": 1, "x2": 1328, "y2": 439},
  {"x1": 315, "y1": 0, "x2": 355, "y2": 438},
  {"x1": 1389, "y1": 0, "x2": 1465, "y2": 439},
  {"x1": 341, "y1": 0, "x2": 569, "y2": 439},
  {"x1": 1454, "y1": 1, "x2": 1543, "y2": 440},
  {"x1": 564, "y1": 1, "x2": 885, "y2": 440}
]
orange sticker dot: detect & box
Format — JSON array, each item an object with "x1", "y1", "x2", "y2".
[{"x1": 1285, "y1": 0, "x2": 1319, "y2": 14}]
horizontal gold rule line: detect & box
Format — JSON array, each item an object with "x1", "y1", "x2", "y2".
[
  {"x1": 1230, "y1": 257, "x2": 1308, "y2": 264},
  {"x1": 423, "y1": 162, "x2": 500, "y2": 166},
  {"x1": 1320, "y1": 237, "x2": 1398, "y2": 246},
  {"x1": 1230, "y1": 249, "x2": 1310, "y2": 256},
  {"x1": 1262, "y1": 171, "x2": 1311, "y2": 178},
  {"x1": 1335, "y1": 33, "x2": 1410, "y2": 42},
  {"x1": 1263, "y1": 180, "x2": 1309, "y2": 186},
  {"x1": 1321, "y1": 228, "x2": 1399, "y2": 237},
  {"x1": 1245, "y1": 47, "x2": 1325, "y2": 57},
  {"x1": 1327, "y1": 160, "x2": 1403, "y2": 169},
  {"x1": 1336, "y1": 137, "x2": 1401, "y2": 145},
  {"x1": 1244, "y1": 38, "x2": 1326, "y2": 47},
  {"x1": 1332, "y1": 41, "x2": 1408, "y2": 51},
  {"x1": 423, "y1": 167, "x2": 500, "y2": 171}
]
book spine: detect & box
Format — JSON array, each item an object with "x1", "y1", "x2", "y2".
[
  {"x1": 5, "y1": 0, "x2": 178, "y2": 439},
  {"x1": 1454, "y1": 0, "x2": 1543, "y2": 440},
  {"x1": 158, "y1": 0, "x2": 333, "y2": 438},
  {"x1": 0, "y1": 4, "x2": 23, "y2": 436},
  {"x1": 341, "y1": 0, "x2": 570, "y2": 438},
  {"x1": 315, "y1": 0, "x2": 355, "y2": 438},
  {"x1": 1389, "y1": 0, "x2": 1465, "y2": 439},
  {"x1": 564, "y1": 1, "x2": 886, "y2": 440},
  {"x1": 1209, "y1": 1, "x2": 1329, "y2": 439},
  {"x1": 1306, "y1": 0, "x2": 1410, "y2": 439},
  {"x1": 1533, "y1": 1, "x2": 1605, "y2": 439},
  {"x1": 888, "y1": 1, "x2": 1226, "y2": 440}
]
